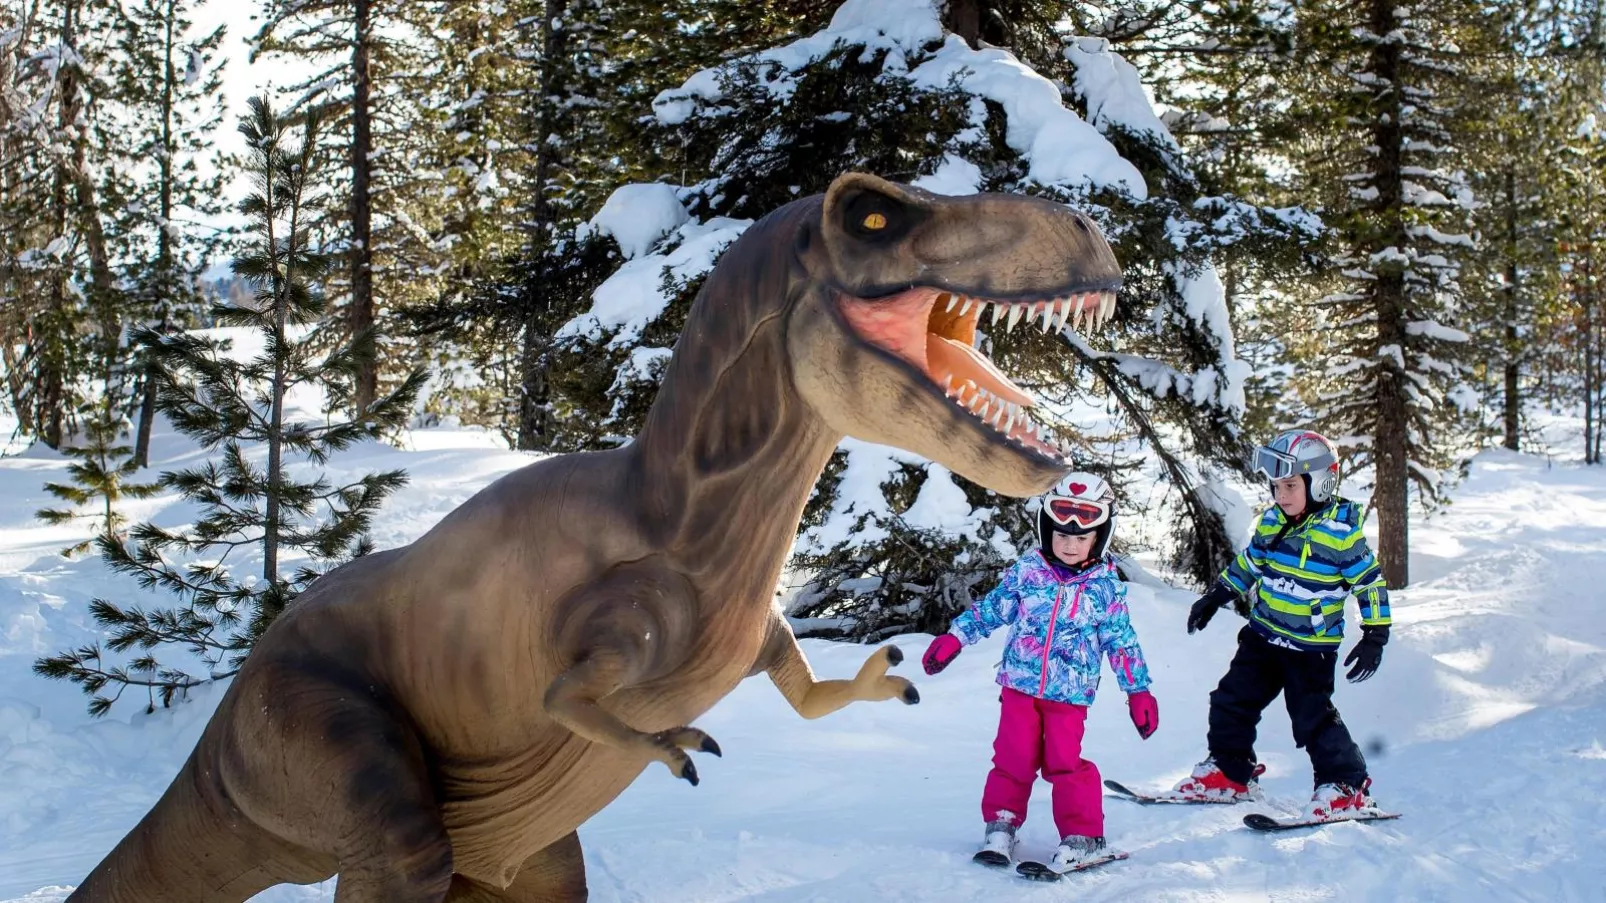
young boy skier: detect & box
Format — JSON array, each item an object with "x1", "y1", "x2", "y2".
[{"x1": 1173, "y1": 430, "x2": 1390, "y2": 821}]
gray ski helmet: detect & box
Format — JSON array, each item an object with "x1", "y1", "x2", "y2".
[
  {"x1": 1252, "y1": 430, "x2": 1341, "y2": 504},
  {"x1": 1036, "y1": 472, "x2": 1116, "y2": 562}
]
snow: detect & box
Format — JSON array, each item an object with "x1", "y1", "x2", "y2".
[
  {"x1": 1405, "y1": 318, "x2": 1471, "y2": 343},
  {"x1": 652, "y1": 0, "x2": 946, "y2": 125},
  {"x1": 799, "y1": 438, "x2": 923, "y2": 552},
  {"x1": 4, "y1": 401, "x2": 1606, "y2": 899},
  {"x1": 652, "y1": 0, "x2": 1146, "y2": 198},
  {"x1": 908, "y1": 39, "x2": 1147, "y2": 197},
  {"x1": 1064, "y1": 38, "x2": 1180, "y2": 155},
  {"x1": 910, "y1": 154, "x2": 983, "y2": 196},
  {"x1": 902, "y1": 465, "x2": 1014, "y2": 560},
  {"x1": 589, "y1": 183, "x2": 689, "y2": 260},
  {"x1": 557, "y1": 217, "x2": 752, "y2": 348},
  {"x1": 1168, "y1": 259, "x2": 1248, "y2": 414}
]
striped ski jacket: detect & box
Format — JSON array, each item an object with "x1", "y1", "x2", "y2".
[{"x1": 1218, "y1": 498, "x2": 1391, "y2": 651}]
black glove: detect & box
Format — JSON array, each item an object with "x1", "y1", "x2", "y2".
[
  {"x1": 1344, "y1": 625, "x2": 1389, "y2": 682},
  {"x1": 1186, "y1": 583, "x2": 1239, "y2": 634}
]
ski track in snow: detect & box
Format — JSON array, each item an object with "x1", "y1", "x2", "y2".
[{"x1": 1, "y1": 422, "x2": 1604, "y2": 900}]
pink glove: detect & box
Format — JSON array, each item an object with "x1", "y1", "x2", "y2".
[
  {"x1": 1128, "y1": 690, "x2": 1158, "y2": 740},
  {"x1": 922, "y1": 634, "x2": 962, "y2": 675}
]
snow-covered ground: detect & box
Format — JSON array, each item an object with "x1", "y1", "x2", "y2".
[{"x1": 2, "y1": 411, "x2": 1604, "y2": 901}]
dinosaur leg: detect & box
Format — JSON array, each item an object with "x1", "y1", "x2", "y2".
[
  {"x1": 544, "y1": 645, "x2": 722, "y2": 785},
  {"x1": 67, "y1": 750, "x2": 324, "y2": 903},
  {"x1": 316, "y1": 719, "x2": 455, "y2": 903},
  {"x1": 759, "y1": 614, "x2": 919, "y2": 719},
  {"x1": 445, "y1": 832, "x2": 587, "y2": 902},
  {"x1": 216, "y1": 672, "x2": 453, "y2": 903}
]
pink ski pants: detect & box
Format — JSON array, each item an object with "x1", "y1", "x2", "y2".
[{"x1": 982, "y1": 686, "x2": 1103, "y2": 838}]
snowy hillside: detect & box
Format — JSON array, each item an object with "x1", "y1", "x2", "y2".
[{"x1": 2, "y1": 411, "x2": 1604, "y2": 900}]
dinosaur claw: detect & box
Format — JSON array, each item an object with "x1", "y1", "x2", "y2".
[
  {"x1": 885, "y1": 645, "x2": 904, "y2": 666},
  {"x1": 701, "y1": 736, "x2": 723, "y2": 757},
  {"x1": 902, "y1": 684, "x2": 921, "y2": 705},
  {"x1": 682, "y1": 760, "x2": 700, "y2": 786}
]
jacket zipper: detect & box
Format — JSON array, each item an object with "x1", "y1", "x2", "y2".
[{"x1": 1038, "y1": 584, "x2": 1081, "y2": 697}]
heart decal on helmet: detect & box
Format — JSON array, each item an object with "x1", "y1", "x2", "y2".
[{"x1": 1069, "y1": 483, "x2": 1087, "y2": 495}]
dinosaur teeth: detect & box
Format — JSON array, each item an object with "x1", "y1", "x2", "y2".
[
  {"x1": 959, "y1": 298, "x2": 973, "y2": 316},
  {"x1": 1100, "y1": 291, "x2": 1116, "y2": 324},
  {"x1": 1006, "y1": 305, "x2": 1024, "y2": 331},
  {"x1": 944, "y1": 293, "x2": 959, "y2": 313},
  {"x1": 1058, "y1": 296, "x2": 1075, "y2": 324},
  {"x1": 989, "y1": 303, "x2": 1004, "y2": 326},
  {"x1": 1037, "y1": 304, "x2": 1054, "y2": 331}
]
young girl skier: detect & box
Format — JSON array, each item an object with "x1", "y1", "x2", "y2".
[
  {"x1": 1173, "y1": 430, "x2": 1390, "y2": 821},
  {"x1": 921, "y1": 473, "x2": 1158, "y2": 875}
]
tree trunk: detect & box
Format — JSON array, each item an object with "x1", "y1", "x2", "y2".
[
  {"x1": 944, "y1": 0, "x2": 982, "y2": 46},
  {"x1": 511, "y1": 0, "x2": 570, "y2": 452},
  {"x1": 135, "y1": 0, "x2": 179, "y2": 469},
  {"x1": 264, "y1": 123, "x2": 288, "y2": 584},
  {"x1": 1369, "y1": 0, "x2": 1409, "y2": 587},
  {"x1": 1502, "y1": 167, "x2": 1520, "y2": 451},
  {"x1": 349, "y1": 0, "x2": 377, "y2": 415},
  {"x1": 40, "y1": 0, "x2": 81, "y2": 450},
  {"x1": 1586, "y1": 253, "x2": 1598, "y2": 465},
  {"x1": 516, "y1": 309, "x2": 551, "y2": 450}
]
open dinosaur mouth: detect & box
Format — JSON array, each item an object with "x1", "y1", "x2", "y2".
[{"x1": 837, "y1": 286, "x2": 1116, "y2": 461}]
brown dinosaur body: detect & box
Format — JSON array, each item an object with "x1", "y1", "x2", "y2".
[{"x1": 68, "y1": 173, "x2": 1121, "y2": 902}]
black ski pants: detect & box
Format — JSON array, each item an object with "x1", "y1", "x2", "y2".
[{"x1": 1207, "y1": 625, "x2": 1367, "y2": 788}]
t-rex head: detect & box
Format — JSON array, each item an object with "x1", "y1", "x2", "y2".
[{"x1": 786, "y1": 172, "x2": 1122, "y2": 498}]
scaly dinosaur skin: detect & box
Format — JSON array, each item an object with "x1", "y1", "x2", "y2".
[{"x1": 68, "y1": 173, "x2": 1121, "y2": 903}]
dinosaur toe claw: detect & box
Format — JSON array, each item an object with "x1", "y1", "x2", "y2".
[
  {"x1": 885, "y1": 645, "x2": 904, "y2": 666},
  {"x1": 701, "y1": 736, "x2": 723, "y2": 757},
  {"x1": 902, "y1": 684, "x2": 920, "y2": 705},
  {"x1": 682, "y1": 759, "x2": 700, "y2": 786}
]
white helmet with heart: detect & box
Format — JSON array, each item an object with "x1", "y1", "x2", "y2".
[{"x1": 1036, "y1": 472, "x2": 1116, "y2": 561}]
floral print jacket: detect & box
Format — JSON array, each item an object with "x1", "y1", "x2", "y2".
[{"x1": 948, "y1": 550, "x2": 1151, "y2": 705}]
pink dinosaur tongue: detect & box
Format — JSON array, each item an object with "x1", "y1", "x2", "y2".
[
  {"x1": 835, "y1": 288, "x2": 1037, "y2": 409},
  {"x1": 925, "y1": 334, "x2": 1035, "y2": 407}
]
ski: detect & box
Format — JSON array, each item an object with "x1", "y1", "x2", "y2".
[
  {"x1": 1243, "y1": 810, "x2": 1401, "y2": 832},
  {"x1": 1016, "y1": 851, "x2": 1130, "y2": 881},
  {"x1": 972, "y1": 849, "x2": 1012, "y2": 869},
  {"x1": 1104, "y1": 779, "x2": 1246, "y2": 805}
]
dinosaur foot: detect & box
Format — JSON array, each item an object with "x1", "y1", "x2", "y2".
[
  {"x1": 858, "y1": 645, "x2": 920, "y2": 706},
  {"x1": 650, "y1": 726, "x2": 721, "y2": 786}
]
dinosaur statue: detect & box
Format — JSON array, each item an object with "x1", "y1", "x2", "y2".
[{"x1": 69, "y1": 172, "x2": 1122, "y2": 903}]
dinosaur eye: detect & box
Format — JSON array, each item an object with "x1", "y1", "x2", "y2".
[{"x1": 841, "y1": 189, "x2": 915, "y2": 242}]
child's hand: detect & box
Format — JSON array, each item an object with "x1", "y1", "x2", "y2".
[
  {"x1": 1127, "y1": 690, "x2": 1158, "y2": 739},
  {"x1": 1186, "y1": 584, "x2": 1236, "y2": 634},
  {"x1": 922, "y1": 634, "x2": 962, "y2": 675},
  {"x1": 1344, "y1": 625, "x2": 1388, "y2": 682}
]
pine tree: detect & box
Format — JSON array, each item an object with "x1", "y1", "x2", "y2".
[
  {"x1": 0, "y1": 0, "x2": 129, "y2": 450},
  {"x1": 34, "y1": 97, "x2": 425, "y2": 716},
  {"x1": 1289, "y1": 0, "x2": 1487, "y2": 586},
  {"x1": 252, "y1": 0, "x2": 435, "y2": 417},
  {"x1": 403, "y1": 0, "x2": 625, "y2": 450},
  {"x1": 36, "y1": 406, "x2": 161, "y2": 556},
  {"x1": 109, "y1": 0, "x2": 229, "y2": 467},
  {"x1": 551, "y1": 1, "x2": 1309, "y2": 637}
]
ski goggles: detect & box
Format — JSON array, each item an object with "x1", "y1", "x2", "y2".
[
  {"x1": 1251, "y1": 446, "x2": 1299, "y2": 480},
  {"x1": 1044, "y1": 497, "x2": 1110, "y2": 530}
]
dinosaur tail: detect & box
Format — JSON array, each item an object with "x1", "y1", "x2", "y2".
[{"x1": 67, "y1": 750, "x2": 307, "y2": 903}]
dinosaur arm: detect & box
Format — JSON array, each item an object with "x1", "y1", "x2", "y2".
[
  {"x1": 758, "y1": 610, "x2": 918, "y2": 720},
  {"x1": 541, "y1": 568, "x2": 719, "y2": 784}
]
